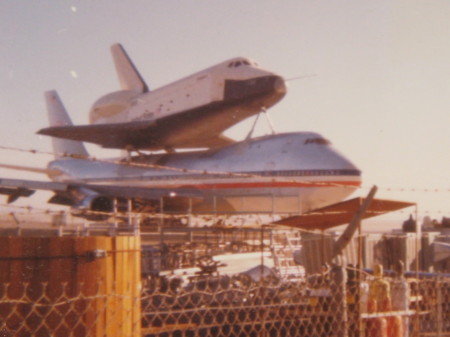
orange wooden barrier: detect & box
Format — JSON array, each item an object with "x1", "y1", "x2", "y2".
[{"x1": 0, "y1": 236, "x2": 141, "y2": 337}]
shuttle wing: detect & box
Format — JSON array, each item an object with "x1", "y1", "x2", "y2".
[
  {"x1": 38, "y1": 121, "x2": 157, "y2": 149},
  {"x1": 38, "y1": 107, "x2": 236, "y2": 150}
]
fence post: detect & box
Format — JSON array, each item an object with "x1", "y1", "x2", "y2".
[
  {"x1": 436, "y1": 277, "x2": 442, "y2": 337},
  {"x1": 347, "y1": 266, "x2": 362, "y2": 337},
  {"x1": 331, "y1": 265, "x2": 348, "y2": 337}
]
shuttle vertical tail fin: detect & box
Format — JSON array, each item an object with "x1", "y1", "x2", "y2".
[
  {"x1": 45, "y1": 91, "x2": 89, "y2": 159},
  {"x1": 111, "y1": 43, "x2": 149, "y2": 92}
]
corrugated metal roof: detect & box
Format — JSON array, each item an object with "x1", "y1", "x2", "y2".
[{"x1": 274, "y1": 198, "x2": 415, "y2": 231}]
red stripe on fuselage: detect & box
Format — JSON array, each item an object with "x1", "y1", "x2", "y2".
[{"x1": 144, "y1": 180, "x2": 361, "y2": 189}]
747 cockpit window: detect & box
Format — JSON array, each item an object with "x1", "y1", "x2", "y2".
[{"x1": 304, "y1": 138, "x2": 331, "y2": 145}]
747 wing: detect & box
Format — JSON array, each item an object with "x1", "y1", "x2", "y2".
[{"x1": 0, "y1": 177, "x2": 204, "y2": 216}]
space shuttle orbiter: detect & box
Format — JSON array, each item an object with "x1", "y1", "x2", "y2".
[{"x1": 38, "y1": 44, "x2": 287, "y2": 151}]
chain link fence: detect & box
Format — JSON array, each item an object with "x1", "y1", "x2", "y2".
[
  {"x1": 1, "y1": 228, "x2": 449, "y2": 337},
  {"x1": 414, "y1": 277, "x2": 450, "y2": 335},
  {"x1": 141, "y1": 268, "x2": 450, "y2": 337},
  {"x1": 0, "y1": 268, "x2": 449, "y2": 337},
  {"x1": 0, "y1": 281, "x2": 141, "y2": 337}
]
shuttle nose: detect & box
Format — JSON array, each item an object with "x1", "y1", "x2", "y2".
[{"x1": 224, "y1": 75, "x2": 287, "y2": 101}]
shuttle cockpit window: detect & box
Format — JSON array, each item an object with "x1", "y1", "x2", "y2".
[
  {"x1": 304, "y1": 138, "x2": 331, "y2": 145},
  {"x1": 228, "y1": 59, "x2": 252, "y2": 68}
]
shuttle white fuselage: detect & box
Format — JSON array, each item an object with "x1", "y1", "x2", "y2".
[
  {"x1": 90, "y1": 55, "x2": 284, "y2": 125},
  {"x1": 39, "y1": 45, "x2": 286, "y2": 151}
]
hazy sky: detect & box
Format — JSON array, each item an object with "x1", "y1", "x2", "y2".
[{"x1": 0, "y1": 0, "x2": 449, "y2": 226}]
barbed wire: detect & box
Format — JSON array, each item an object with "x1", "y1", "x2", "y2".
[
  {"x1": 0, "y1": 145, "x2": 448, "y2": 219},
  {"x1": 0, "y1": 144, "x2": 361, "y2": 189},
  {"x1": 0, "y1": 202, "x2": 448, "y2": 230},
  {"x1": 1, "y1": 144, "x2": 448, "y2": 193},
  {"x1": 361, "y1": 185, "x2": 450, "y2": 193},
  {"x1": 0, "y1": 200, "x2": 418, "y2": 218},
  {"x1": 0, "y1": 192, "x2": 446, "y2": 218}
]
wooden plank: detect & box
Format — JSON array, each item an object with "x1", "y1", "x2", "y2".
[
  {"x1": 132, "y1": 236, "x2": 142, "y2": 334},
  {"x1": 116, "y1": 236, "x2": 126, "y2": 335}
]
